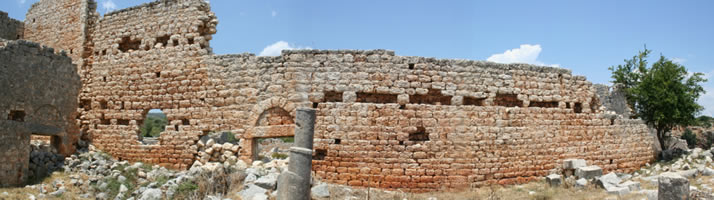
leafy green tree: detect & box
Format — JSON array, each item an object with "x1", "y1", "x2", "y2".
[
  {"x1": 610, "y1": 47, "x2": 707, "y2": 150},
  {"x1": 608, "y1": 47, "x2": 651, "y2": 115}
]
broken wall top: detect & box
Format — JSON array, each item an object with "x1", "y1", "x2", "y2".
[{"x1": 0, "y1": 10, "x2": 23, "y2": 40}]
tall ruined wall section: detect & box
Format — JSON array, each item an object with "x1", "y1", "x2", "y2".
[
  {"x1": 23, "y1": 0, "x2": 96, "y2": 67},
  {"x1": 209, "y1": 50, "x2": 655, "y2": 192},
  {"x1": 82, "y1": 0, "x2": 218, "y2": 169},
  {"x1": 0, "y1": 39, "x2": 81, "y2": 186},
  {"x1": 0, "y1": 11, "x2": 24, "y2": 40}
]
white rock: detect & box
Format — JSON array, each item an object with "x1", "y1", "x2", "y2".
[
  {"x1": 311, "y1": 182, "x2": 330, "y2": 198},
  {"x1": 206, "y1": 139, "x2": 215, "y2": 147},
  {"x1": 139, "y1": 188, "x2": 162, "y2": 200}
]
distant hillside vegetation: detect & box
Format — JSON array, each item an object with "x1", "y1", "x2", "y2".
[{"x1": 141, "y1": 112, "x2": 168, "y2": 137}]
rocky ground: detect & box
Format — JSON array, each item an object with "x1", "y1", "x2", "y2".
[{"x1": 3, "y1": 143, "x2": 714, "y2": 200}]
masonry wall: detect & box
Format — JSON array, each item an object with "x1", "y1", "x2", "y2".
[
  {"x1": 81, "y1": 0, "x2": 218, "y2": 169},
  {"x1": 12, "y1": 0, "x2": 655, "y2": 191},
  {"x1": 0, "y1": 11, "x2": 23, "y2": 40},
  {"x1": 0, "y1": 39, "x2": 81, "y2": 186},
  {"x1": 23, "y1": 0, "x2": 95, "y2": 66},
  {"x1": 207, "y1": 49, "x2": 655, "y2": 192}
]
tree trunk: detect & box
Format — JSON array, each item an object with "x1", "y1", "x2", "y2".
[{"x1": 657, "y1": 129, "x2": 666, "y2": 151}]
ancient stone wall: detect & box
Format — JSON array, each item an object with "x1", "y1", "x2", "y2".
[
  {"x1": 23, "y1": 0, "x2": 96, "y2": 67},
  {"x1": 0, "y1": 39, "x2": 81, "y2": 186},
  {"x1": 208, "y1": 49, "x2": 655, "y2": 192},
  {"x1": 80, "y1": 0, "x2": 218, "y2": 169},
  {"x1": 7, "y1": 0, "x2": 656, "y2": 191},
  {"x1": 0, "y1": 11, "x2": 23, "y2": 40}
]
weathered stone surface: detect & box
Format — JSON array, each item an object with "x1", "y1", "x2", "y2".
[
  {"x1": 0, "y1": 39, "x2": 81, "y2": 186},
  {"x1": 311, "y1": 182, "x2": 330, "y2": 198},
  {"x1": 658, "y1": 172, "x2": 689, "y2": 200},
  {"x1": 0, "y1": 11, "x2": 23, "y2": 40},
  {"x1": 576, "y1": 166, "x2": 603, "y2": 180},
  {"x1": 7, "y1": 0, "x2": 657, "y2": 192},
  {"x1": 546, "y1": 174, "x2": 562, "y2": 187},
  {"x1": 563, "y1": 159, "x2": 587, "y2": 170},
  {"x1": 139, "y1": 188, "x2": 162, "y2": 200}
]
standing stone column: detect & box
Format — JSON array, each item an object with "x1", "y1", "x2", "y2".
[
  {"x1": 658, "y1": 172, "x2": 689, "y2": 200},
  {"x1": 277, "y1": 108, "x2": 315, "y2": 200}
]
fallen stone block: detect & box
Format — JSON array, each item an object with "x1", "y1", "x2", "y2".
[
  {"x1": 238, "y1": 184, "x2": 268, "y2": 200},
  {"x1": 621, "y1": 181, "x2": 641, "y2": 191},
  {"x1": 311, "y1": 182, "x2": 330, "y2": 198},
  {"x1": 596, "y1": 172, "x2": 621, "y2": 189},
  {"x1": 677, "y1": 169, "x2": 698, "y2": 179},
  {"x1": 606, "y1": 186, "x2": 630, "y2": 196},
  {"x1": 546, "y1": 174, "x2": 562, "y2": 187},
  {"x1": 563, "y1": 159, "x2": 587, "y2": 169},
  {"x1": 575, "y1": 178, "x2": 588, "y2": 188},
  {"x1": 658, "y1": 172, "x2": 689, "y2": 200},
  {"x1": 575, "y1": 165, "x2": 603, "y2": 180}
]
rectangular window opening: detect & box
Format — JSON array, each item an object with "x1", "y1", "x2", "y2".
[{"x1": 334, "y1": 139, "x2": 341, "y2": 144}]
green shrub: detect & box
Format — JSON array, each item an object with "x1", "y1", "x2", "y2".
[
  {"x1": 681, "y1": 129, "x2": 697, "y2": 149},
  {"x1": 704, "y1": 132, "x2": 714, "y2": 149},
  {"x1": 272, "y1": 152, "x2": 288, "y2": 159},
  {"x1": 224, "y1": 132, "x2": 237, "y2": 143}
]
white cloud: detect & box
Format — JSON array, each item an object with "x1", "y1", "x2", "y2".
[
  {"x1": 259, "y1": 41, "x2": 311, "y2": 56},
  {"x1": 487, "y1": 44, "x2": 559, "y2": 67},
  {"x1": 699, "y1": 86, "x2": 714, "y2": 117},
  {"x1": 271, "y1": 10, "x2": 277, "y2": 17},
  {"x1": 671, "y1": 57, "x2": 687, "y2": 64},
  {"x1": 101, "y1": 0, "x2": 117, "y2": 13}
]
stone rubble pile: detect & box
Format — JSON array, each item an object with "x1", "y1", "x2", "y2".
[
  {"x1": 18, "y1": 144, "x2": 336, "y2": 200},
  {"x1": 547, "y1": 147, "x2": 714, "y2": 200},
  {"x1": 27, "y1": 141, "x2": 65, "y2": 182},
  {"x1": 196, "y1": 138, "x2": 241, "y2": 165}
]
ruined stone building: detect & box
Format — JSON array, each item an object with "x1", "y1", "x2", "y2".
[
  {"x1": 0, "y1": 11, "x2": 81, "y2": 185},
  {"x1": 1, "y1": 0, "x2": 655, "y2": 191}
]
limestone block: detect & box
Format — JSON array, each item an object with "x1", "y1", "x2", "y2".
[
  {"x1": 658, "y1": 172, "x2": 689, "y2": 200},
  {"x1": 575, "y1": 166, "x2": 602, "y2": 180}
]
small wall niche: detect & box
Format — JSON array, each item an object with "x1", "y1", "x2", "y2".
[
  {"x1": 118, "y1": 36, "x2": 141, "y2": 52},
  {"x1": 410, "y1": 89, "x2": 451, "y2": 105},
  {"x1": 356, "y1": 92, "x2": 398, "y2": 104},
  {"x1": 324, "y1": 91, "x2": 343, "y2": 102},
  {"x1": 463, "y1": 97, "x2": 485, "y2": 106},
  {"x1": 494, "y1": 93, "x2": 523, "y2": 107},
  {"x1": 408, "y1": 126, "x2": 429, "y2": 142},
  {"x1": 314, "y1": 149, "x2": 327, "y2": 160},
  {"x1": 574, "y1": 103, "x2": 583, "y2": 113},
  {"x1": 8, "y1": 110, "x2": 25, "y2": 122},
  {"x1": 529, "y1": 101, "x2": 559, "y2": 108}
]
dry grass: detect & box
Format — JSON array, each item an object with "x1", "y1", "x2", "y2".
[
  {"x1": 0, "y1": 172, "x2": 88, "y2": 200},
  {"x1": 318, "y1": 180, "x2": 651, "y2": 200}
]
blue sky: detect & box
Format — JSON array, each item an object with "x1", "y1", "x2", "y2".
[{"x1": 4, "y1": 0, "x2": 713, "y2": 116}]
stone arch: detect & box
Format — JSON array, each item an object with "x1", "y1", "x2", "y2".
[
  {"x1": 242, "y1": 97, "x2": 298, "y2": 161},
  {"x1": 247, "y1": 97, "x2": 296, "y2": 126}
]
